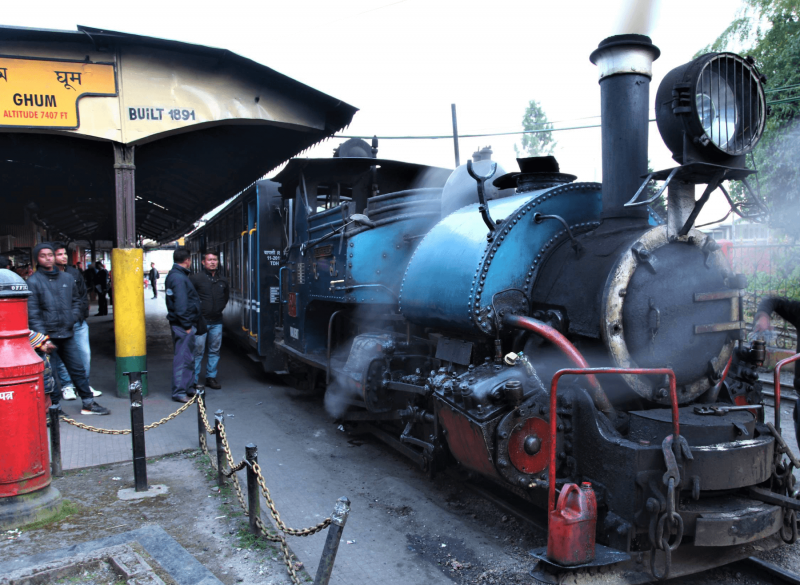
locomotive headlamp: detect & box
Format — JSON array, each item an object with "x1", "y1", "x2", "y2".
[{"x1": 656, "y1": 53, "x2": 766, "y2": 164}]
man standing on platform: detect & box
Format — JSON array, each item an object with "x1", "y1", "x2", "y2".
[
  {"x1": 166, "y1": 247, "x2": 201, "y2": 403},
  {"x1": 190, "y1": 250, "x2": 229, "y2": 390},
  {"x1": 149, "y1": 262, "x2": 160, "y2": 299},
  {"x1": 94, "y1": 261, "x2": 109, "y2": 316},
  {"x1": 51, "y1": 242, "x2": 102, "y2": 400},
  {"x1": 27, "y1": 243, "x2": 110, "y2": 415}
]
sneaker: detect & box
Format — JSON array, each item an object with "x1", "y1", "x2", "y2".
[
  {"x1": 90, "y1": 387, "x2": 103, "y2": 397},
  {"x1": 62, "y1": 385, "x2": 77, "y2": 400},
  {"x1": 81, "y1": 402, "x2": 110, "y2": 415},
  {"x1": 205, "y1": 377, "x2": 222, "y2": 390}
]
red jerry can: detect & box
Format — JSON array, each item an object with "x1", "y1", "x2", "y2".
[
  {"x1": 547, "y1": 482, "x2": 597, "y2": 566},
  {"x1": 0, "y1": 270, "x2": 49, "y2": 498}
]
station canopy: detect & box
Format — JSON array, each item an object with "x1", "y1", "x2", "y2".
[{"x1": 0, "y1": 25, "x2": 357, "y2": 243}]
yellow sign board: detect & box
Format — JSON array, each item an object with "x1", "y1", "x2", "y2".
[{"x1": 0, "y1": 56, "x2": 117, "y2": 129}]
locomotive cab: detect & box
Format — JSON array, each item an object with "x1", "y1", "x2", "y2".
[{"x1": 269, "y1": 147, "x2": 452, "y2": 386}]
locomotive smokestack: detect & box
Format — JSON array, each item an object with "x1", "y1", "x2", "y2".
[{"x1": 590, "y1": 35, "x2": 660, "y2": 221}]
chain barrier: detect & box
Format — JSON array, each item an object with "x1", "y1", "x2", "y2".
[
  {"x1": 198, "y1": 400, "x2": 332, "y2": 585},
  {"x1": 197, "y1": 394, "x2": 216, "y2": 435},
  {"x1": 54, "y1": 388, "x2": 339, "y2": 585},
  {"x1": 59, "y1": 394, "x2": 198, "y2": 435},
  {"x1": 222, "y1": 460, "x2": 249, "y2": 477}
]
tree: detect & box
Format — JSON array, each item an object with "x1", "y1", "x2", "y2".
[
  {"x1": 701, "y1": 0, "x2": 800, "y2": 239},
  {"x1": 514, "y1": 100, "x2": 556, "y2": 158}
]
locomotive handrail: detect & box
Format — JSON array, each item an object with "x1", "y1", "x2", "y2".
[
  {"x1": 773, "y1": 352, "x2": 800, "y2": 435},
  {"x1": 547, "y1": 367, "x2": 679, "y2": 516}
]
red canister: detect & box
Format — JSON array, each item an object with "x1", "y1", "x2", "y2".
[{"x1": 547, "y1": 482, "x2": 597, "y2": 566}]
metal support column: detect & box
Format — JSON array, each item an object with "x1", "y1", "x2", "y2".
[
  {"x1": 214, "y1": 410, "x2": 225, "y2": 488},
  {"x1": 667, "y1": 181, "x2": 696, "y2": 240},
  {"x1": 245, "y1": 444, "x2": 259, "y2": 534},
  {"x1": 48, "y1": 405, "x2": 62, "y2": 478},
  {"x1": 313, "y1": 497, "x2": 351, "y2": 585},
  {"x1": 125, "y1": 371, "x2": 148, "y2": 492},
  {"x1": 451, "y1": 104, "x2": 460, "y2": 168},
  {"x1": 114, "y1": 144, "x2": 136, "y2": 249},
  {"x1": 197, "y1": 387, "x2": 206, "y2": 448},
  {"x1": 112, "y1": 143, "x2": 147, "y2": 397}
]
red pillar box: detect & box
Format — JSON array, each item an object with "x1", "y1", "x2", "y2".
[{"x1": 0, "y1": 269, "x2": 62, "y2": 528}]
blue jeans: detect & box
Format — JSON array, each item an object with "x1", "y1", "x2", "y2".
[
  {"x1": 171, "y1": 325, "x2": 196, "y2": 398},
  {"x1": 194, "y1": 323, "x2": 222, "y2": 382},
  {"x1": 52, "y1": 320, "x2": 91, "y2": 387},
  {"x1": 50, "y1": 336, "x2": 93, "y2": 407}
]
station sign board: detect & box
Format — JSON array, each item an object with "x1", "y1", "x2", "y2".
[{"x1": 0, "y1": 56, "x2": 117, "y2": 129}]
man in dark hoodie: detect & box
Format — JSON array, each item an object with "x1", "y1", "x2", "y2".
[
  {"x1": 165, "y1": 247, "x2": 201, "y2": 403},
  {"x1": 27, "y1": 242, "x2": 110, "y2": 415},
  {"x1": 190, "y1": 250, "x2": 229, "y2": 389},
  {"x1": 49, "y1": 242, "x2": 102, "y2": 401}
]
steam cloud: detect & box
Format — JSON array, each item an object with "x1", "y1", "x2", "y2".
[
  {"x1": 611, "y1": 0, "x2": 659, "y2": 37},
  {"x1": 324, "y1": 375, "x2": 361, "y2": 419}
]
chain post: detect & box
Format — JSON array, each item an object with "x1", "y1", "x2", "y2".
[
  {"x1": 124, "y1": 371, "x2": 148, "y2": 492},
  {"x1": 313, "y1": 497, "x2": 351, "y2": 585},
  {"x1": 245, "y1": 443, "x2": 259, "y2": 534},
  {"x1": 48, "y1": 405, "x2": 62, "y2": 477},
  {"x1": 214, "y1": 409, "x2": 225, "y2": 488},
  {"x1": 196, "y1": 386, "x2": 206, "y2": 448}
]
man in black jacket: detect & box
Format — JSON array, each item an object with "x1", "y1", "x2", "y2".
[
  {"x1": 148, "y1": 262, "x2": 160, "y2": 299},
  {"x1": 49, "y1": 243, "x2": 102, "y2": 401},
  {"x1": 27, "y1": 243, "x2": 110, "y2": 415},
  {"x1": 94, "y1": 261, "x2": 109, "y2": 316},
  {"x1": 166, "y1": 247, "x2": 201, "y2": 403},
  {"x1": 190, "y1": 250, "x2": 229, "y2": 389}
]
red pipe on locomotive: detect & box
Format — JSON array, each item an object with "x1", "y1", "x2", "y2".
[{"x1": 504, "y1": 315, "x2": 611, "y2": 414}]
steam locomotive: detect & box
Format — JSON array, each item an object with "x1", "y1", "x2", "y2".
[{"x1": 188, "y1": 35, "x2": 799, "y2": 583}]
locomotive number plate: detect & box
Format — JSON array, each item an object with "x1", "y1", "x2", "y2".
[{"x1": 314, "y1": 245, "x2": 334, "y2": 258}]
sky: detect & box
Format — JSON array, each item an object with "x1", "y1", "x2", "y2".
[{"x1": 4, "y1": 0, "x2": 746, "y2": 224}]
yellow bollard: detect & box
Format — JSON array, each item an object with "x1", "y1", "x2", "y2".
[{"x1": 111, "y1": 248, "x2": 147, "y2": 396}]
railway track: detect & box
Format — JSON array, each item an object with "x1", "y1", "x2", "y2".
[
  {"x1": 761, "y1": 380, "x2": 798, "y2": 404},
  {"x1": 738, "y1": 557, "x2": 800, "y2": 585}
]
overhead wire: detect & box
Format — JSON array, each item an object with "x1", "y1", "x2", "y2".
[
  {"x1": 336, "y1": 91, "x2": 799, "y2": 142},
  {"x1": 336, "y1": 119, "x2": 656, "y2": 141}
]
